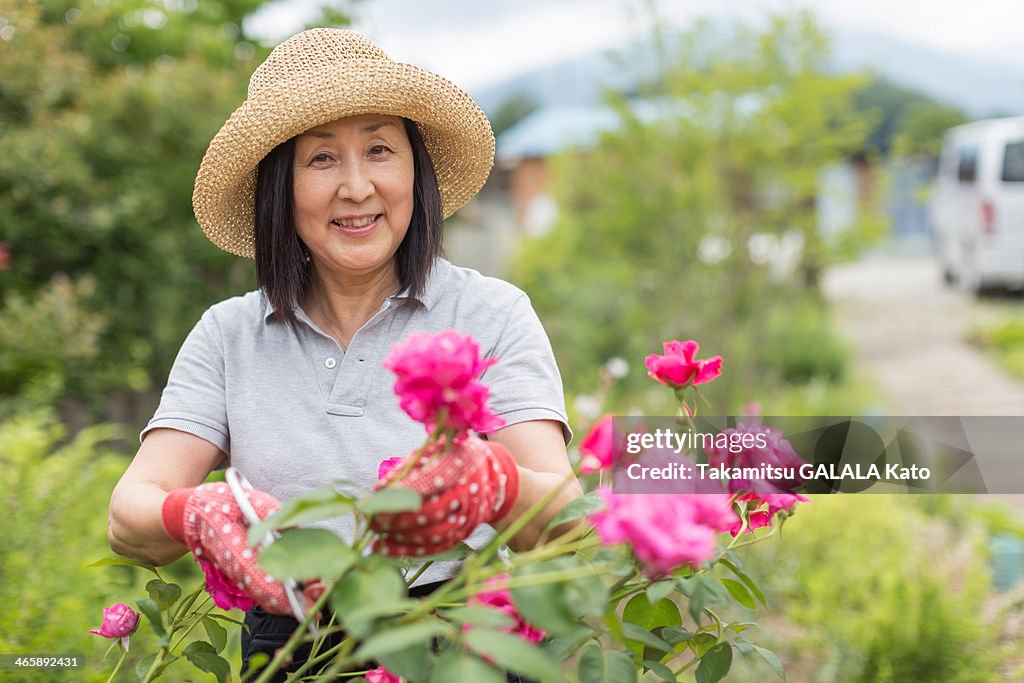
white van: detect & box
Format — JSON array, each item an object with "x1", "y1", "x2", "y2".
[{"x1": 931, "y1": 116, "x2": 1024, "y2": 294}]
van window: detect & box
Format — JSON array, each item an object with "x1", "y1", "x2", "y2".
[
  {"x1": 958, "y1": 146, "x2": 978, "y2": 184},
  {"x1": 1002, "y1": 141, "x2": 1024, "y2": 182}
]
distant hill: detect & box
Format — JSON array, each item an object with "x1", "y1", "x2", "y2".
[{"x1": 470, "y1": 24, "x2": 1024, "y2": 120}]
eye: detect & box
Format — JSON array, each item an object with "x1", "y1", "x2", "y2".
[
  {"x1": 310, "y1": 152, "x2": 332, "y2": 164},
  {"x1": 369, "y1": 144, "x2": 392, "y2": 156}
]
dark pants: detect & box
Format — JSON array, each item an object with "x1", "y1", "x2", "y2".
[{"x1": 240, "y1": 581, "x2": 535, "y2": 682}]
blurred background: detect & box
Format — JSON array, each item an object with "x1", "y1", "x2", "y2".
[{"x1": 3, "y1": 0, "x2": 1024, "y2": 680}]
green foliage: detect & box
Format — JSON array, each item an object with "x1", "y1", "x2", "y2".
[
  {"x1": 514, "y1": 11, "x2": 880, "y2": 413},
  {"x1": 0, "y1": 274, "x2": 111, "y2": 411},
  {"x1": 742, "y1": 496, "x2": 1005, "y2": 682},
  {"x1": 763, "y1": 298, "x2": 849, "y2": 384},
  {"x1": 848, "y1": 75, "x2": 968, "y2": 158},
  {"x1": 0, "y1": 409, "x2": 141, "y2": 681},
  {"x1": 0, "y1": 0, "x2": 353, "y2": 415},
  {"x1": 489, "y1": 91, "x2": 540, "y2": 137},
  {"x1": 968, "y1": 319, "x2": 1024, "y2": 383}
]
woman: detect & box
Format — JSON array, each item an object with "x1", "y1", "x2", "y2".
[{"x1": 107, "y1": 28, "x2": 581, "y2": 678}]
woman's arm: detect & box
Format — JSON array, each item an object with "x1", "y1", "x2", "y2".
[
  {"x1": 107, "y1": 428, "x2": 226, "y2": 566},
  {"x1": 488, "y1": 419, "x2": 583, "y2": 552}
]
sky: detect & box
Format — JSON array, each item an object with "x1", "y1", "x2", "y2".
[{"x1": 244, "y1": 0, "x2": 1024, "y2": 92}]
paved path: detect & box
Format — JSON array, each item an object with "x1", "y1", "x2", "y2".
[
  {"x1": 823, "y1": 254, "x2": 1024, "y2": 508},
  {"x1": 822, "y1": 254, "x2": 1024, "y2": 415}
]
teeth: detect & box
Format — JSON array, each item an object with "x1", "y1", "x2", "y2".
[{"x1": 333, "y1": 215, "x2": 377, "y2": 228}]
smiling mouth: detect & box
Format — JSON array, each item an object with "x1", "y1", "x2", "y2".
[{"x1": 331, "y1": 214, "x2": 382, "y2": 228}]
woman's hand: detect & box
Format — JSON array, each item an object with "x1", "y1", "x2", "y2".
[
  {"x1": 162, "y1": 483, "x2": 294, "y2": 614},
  {"x1": 371, "y1": 436, "x2": 519, "y2": 556}
]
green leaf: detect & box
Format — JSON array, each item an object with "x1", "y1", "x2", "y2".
[
  {"x1": 87, "y1": 557, "x2": 159, "y2": 576},
  {"x1": 719, "y1": 558, "x2": 767, "y2": 608},
  {"x1": 721, "y1": 578, "x2": 757, "y2": 609},
  {"x1": 646, "y1": 580, "x2": 675, "y2": 605},
  {"x1": 416, "y1": 542, "x2": 474, "y2": 563},
  {"x1": 247, "y1": 487, "x2": 356, "y2": 545},
  {"x1": 753, "y1": 644, "x2": 786, "y2": 680},
  {"x1": 331, "y1": 563, "x2": 407, "y2": 638},
  {"x1": 259, "y1": 528, "x2": 356, "y2": 580},
  {"x1": 643, "y1": 658, "x2": 677, "y2": 682},
  {"x1": 689, "y1": 633, "x2": 718, "y2": 657},
  {"x1": 353, "y1": 620, "x2": 448, "y2": 661},
  {"x1": 623, "y1": 595, "x2": 682, "y2": 631},
  {"x1": 429, "y1": 652, "x2": 505, "y2": 683},
  {"x1": 344, "y1": 599, "x2": 417, "y2": 625},
  {"x1": 543, "y1": 490, "x2": 605, "y2": 531},
  {"x1": 733, "y1": 637, "x2": 753, "y2": 655},
  {"x1": 207, "y1": 613, "x2": 245, "y2": 626},
  {"x1": 510, "y1": 560, "x2": 584, "y2": 636},
  {"x1": 578, "y1": 644, "x2": 637, "y2": 683},
  {"x1": 696, "y1": 642, "x2": 733, "y2": 683},
  {"x1": 183, "y1": 641, "x2": 230, "y2": 683},
  {"x1": 202, "y1": 616, "x2": 227, "y2": 653},
  {"x1": 378, "y1": 643, "x2": 433, "y2": 683},
  {"x1": 145, "y1": 579, "x2": 181, "y2": 611},
  {"x1": 727, "y1": 621, "x2": 757, "y2": 635},
  {"x1": 135, "y1": 653, "x2": 156, "y2": 681},
  {"x1": 441, "y1": 606, "x2": 517, "y2": 630},
  {"x1": 621, "y1": 623, "x2": 674, "y2": 655},
  {"x1": 622, "y1": 595, "x2": 681, "y2": 661},
  {"x1": 564, "y1": 562, "x2": 608, "y2": 618},
  {"x1": 463, "y1": 629, "x2": 563, "y2": 683},
  {"x1": 542, "y1": 625, "x2": 594, "y2": 661},
  {"x1": 244, "y1": 652, "x2": 270, "y2": 679},
  {"x1": 662, "y1": 626, "x2": 695, "y2": 645},
  {"x1": 678, "y1": 574, "x2": 726, "y2": 624},
  {"x1": 135, "y1": 598, "x2": 168, "y2": 646},
  {"x1": 357, "y1": 487, "x2": 421, "y2": 516}
]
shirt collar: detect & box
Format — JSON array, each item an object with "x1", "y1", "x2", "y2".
[{"x1": 262, "y1": 257, "x2": 450, "y2": 321}]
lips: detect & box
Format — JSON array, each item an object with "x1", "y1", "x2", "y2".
[
  {"x1": 329, "y1": 213, "x2": 382, "y2": 238},
  {"x1": 331, "y1": 214, "x2": 382, "y2": 228}
]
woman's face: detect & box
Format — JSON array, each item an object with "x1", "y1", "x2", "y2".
[{"x1": 292, "y1": 114, "x2": 415, "y2": 282}]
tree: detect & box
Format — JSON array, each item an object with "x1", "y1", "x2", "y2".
[
  {"x1": 850, "y1": 76, "x2": 968, "y2": 157},
  {"x1": 0, "y1": 0, "x2": 352, "y2": 417},
  {"x1": 512, "y1": 11, "x2": 878, "y2": 412}
]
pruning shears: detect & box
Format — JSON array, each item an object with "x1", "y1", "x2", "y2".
[{"x1": 224, "y1": 467, "x2": 318, "y2": 638}]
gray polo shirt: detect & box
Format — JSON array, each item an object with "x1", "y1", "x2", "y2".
[{"x1": 142, "y1": 258, "x2": 570, "y2": 584}]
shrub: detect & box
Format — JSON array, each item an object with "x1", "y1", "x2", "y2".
[{"x1": 741, "y1": 495, "x2": 1005, "y2": 683}]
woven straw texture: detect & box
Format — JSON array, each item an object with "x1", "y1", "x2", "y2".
[{"x1": 193, "y1": 29, "x2": 495, "y2": 258}]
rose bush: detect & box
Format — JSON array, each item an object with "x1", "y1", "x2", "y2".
[{"x1": 96, "y1": 334, "x2": 803, "y2": 682}]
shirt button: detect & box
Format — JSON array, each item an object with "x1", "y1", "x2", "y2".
[{"x1": 325, "y1": 357, "x2": 337, "y2": 369}]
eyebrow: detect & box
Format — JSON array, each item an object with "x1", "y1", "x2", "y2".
[{"x1": 301, "y1": 121, "x2": 398, "y2": 138}]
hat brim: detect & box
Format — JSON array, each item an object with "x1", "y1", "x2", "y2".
[{"x1": 192, "y1": 59, "x2": 495, "y2": 258}]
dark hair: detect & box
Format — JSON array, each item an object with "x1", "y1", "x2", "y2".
[{"x1": 254, "y1": 117, "x2": 443, "y2": 326}]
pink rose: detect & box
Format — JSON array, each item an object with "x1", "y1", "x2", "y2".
[
  {"x1": 466, "y1": 574, "x2": 547, "y2": 645},
  {"x1": 377, "y1": 456, "x2": 404, "y2": 481},
  {"x1": 729, "y1": 492, "x2": 809, "y2": 536},
  {"x1": 365, "y1": 665, "x2": 402, "y2": 683},
  {"x1": 579, "y1": 415, "x2": 616, "y2": 474},
  {"x1": 197, "y1": 558, "x2": 255, "y2": 611},
  {"x1": 385, "y1": 331, "x2": 505, "y2": 435},
  {"x1": 89, "y1": 602, "x2": 140, "y2": 639},
  {"x1": 645, "y1": 340, "x2": 722, "y2": 389},
  {"x1": 706, "y1": 423, "x2": 805, "y2": 495},
  {"x1": 590, "y1": 489, "x2": 738, "y2": 576}
]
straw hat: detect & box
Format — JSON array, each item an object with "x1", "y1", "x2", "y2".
[{"x1": 192, "y1": 28, "x2": 495, "y2": 258}]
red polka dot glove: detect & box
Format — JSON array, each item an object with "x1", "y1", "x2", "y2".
[
  {"x1": 371, "y1": 435, "x2": 520, "y2": 557},
  {"x1": 161, "y1": 483, "x2": 292, "y2": 614}
]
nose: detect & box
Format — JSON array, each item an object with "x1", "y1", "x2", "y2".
[{"x1": 335, "y1": 160, "x2": 374, "y2": 203}]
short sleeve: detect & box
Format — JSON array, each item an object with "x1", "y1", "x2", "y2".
[
  {"x1": 482, "y1": 293, "x2": 573, "y2": 445},
  {"x1": 140, "y1": 310, "x2": 230, "y2": 453}
]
